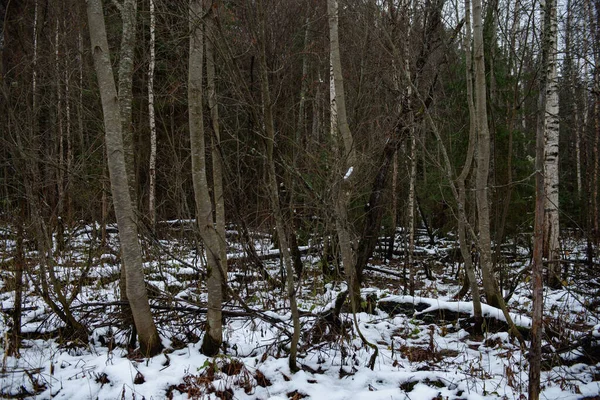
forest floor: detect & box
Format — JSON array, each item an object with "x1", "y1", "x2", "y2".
[{"x1": 1, "y1": 224, "x2": 600, "y2": 399}]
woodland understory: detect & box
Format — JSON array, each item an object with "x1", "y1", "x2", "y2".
[
  {"x1": 3, "y1": 0, "x2": 600, "y2": 398},
  {"x1": 1, "y1": 225, "x2": 600, "y2": 399}
]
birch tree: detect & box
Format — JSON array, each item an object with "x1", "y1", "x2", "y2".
[{"x1": 543, "y1": 0, "x2": 560, "y2": 288}]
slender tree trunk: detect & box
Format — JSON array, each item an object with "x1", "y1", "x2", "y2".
[
  {"x1": 118, "y1": 0, "x2": 138, "y2": 213},
  {"x1": 206, "y1": 4, "x2": 227, "y2": 281},
  {"x1": 543, "y1": 0, "x2": 560, "y2": 288},
  {"x1": 87, "y1": 0, "x2": 161, "y2": 356},
  {"x1": 148, "y1": 0, "x2": 157, "y2": 227},
  {"x1": 114, "y1": 0, "x2": 138, "y2": 341},
  {"x1": 387, "y1": 152, "x2": 398, "y2": 261},
  {"x1": 529, "y1": 0, "x2": 554, "y2": 395},
  {"x1": 457, "y1": 0, "x2": 483, "y2": 329},
  {"x1": 7, "y1": 201, "x2": 25, "y2": 357},
  {"x1": 55, "y1": 17, "x2": 65, "y2": 226},
  {"x1": 328, "y1": 0, "x2": 360, "y2": 304},
  {"x1": 587, "y1": 0, "x2": 600, "y2": 246},
  {"x1": 407, "y1": 131, "x2": 417, "y2": 295},
  {"x1": 473, "y1": 0, "x2": 502, "y2": 309},
  {"x1": 257, "y1": 0, "x2": 300, "y2": 371},
  {"x1": 78, "y1": 31, "x2": 85, "y2": 157},
  {"x1": 189, "y1": 0, "x2": 224, "y2": 357}
]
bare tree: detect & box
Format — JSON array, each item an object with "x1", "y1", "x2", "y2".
[
  {"x1": 530, "y1": 0, "x2": 556, "y2": 394},
  {"x1": 148, "y1": 0, "x2": 157, "y2": 227},
  {"x1": 87, "y1": 0, "x2": 162, "y2": 356},
  {"x1": 457, "y1": 0, "x2": 483, "y2": 330},
  {"x1": 473, "y1": 0, "x2": 504, "y2": 309},
  {"x1": 543, "y1": 0, "x2": 560, "y2": 288},
  {"x1": 205, "y1": 1, "x2": 227, "y2": 278},
  {"x1": 256, "y1": 0, "x2": 300, "y2": 371},
  {"x1": 188, "y1": 0, "x2": 224, "y2": 356}
]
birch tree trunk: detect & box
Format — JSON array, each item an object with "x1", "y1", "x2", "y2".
[
  {"x1": 529, "y1": 0, "x2": 554, "y2": 395},
  {"x1": 188, "y1": 0, "x2": 224, "y2": 357},
  {"x1": 86, "y1": 0, "x2": 161, "y2": 357},
  {"x1": 257, "y1": 0, "x2": 300, "y2": 371},
  {"x1": 543, "y1": 0, "x2": 560, "y2": 288}
]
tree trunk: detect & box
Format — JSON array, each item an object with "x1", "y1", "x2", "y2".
[
  {"x1": 529, "y1": 0, "x2": 553, "y2": 395},
  {"x1": 257, "y1": 0, "x2": 300, "y2": 372},
  {"x1": 386, "y1": 152, "x2": 398, "y2": 262},
  {"x1": 473, "y1": 0, "x2": 502, "y2": 309},
  {"x1": 86, "y1": 0, "x2": 161, "y2": 357},
  {"x1": 457, "y1": 0, "x2": 483, "y2": 330},
  {"x1": 118, "y1": 0, "x2": 138, "y2": 212},
  {"x1": 188, "y1": 0, "x2": 224, "y2": 357},
  {"x1": 543, "y1": 0, "x2": 560, "y2": 289},
  {"x1": 148, "y1": 0, "x2": 157, "y2": 227},
  {"x1": 407, "y1": 131, "x2": 417, "y2": 295},
  {"x1": 7, "y1": 201, "x2": 25, "y2": 357},
  {"x1": 328, "y1": 0, "x2": 360, "y2": 305},
  {"x1": 206, "y1": 4, "x2": 228, "y2": 283}
]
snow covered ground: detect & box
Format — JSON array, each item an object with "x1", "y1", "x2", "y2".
[{"x1": 1, "y1": 226, "x2": 599, "y2": 399}]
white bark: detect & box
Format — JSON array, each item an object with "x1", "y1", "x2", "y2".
[{"x1": 543, "y1": 0, "x2": 560, "y2": 287}]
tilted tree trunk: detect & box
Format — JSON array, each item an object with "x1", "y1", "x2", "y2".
[
  {"x1": 257, "y1": 0, "x2": 300, "y2": 371},
  {"x1": 543, "y1": 0, "x2": 560, "y2": 288},
  {"x1": 188, "y1": 0, "x2": 224, "y2": 357},
  {"x1": 86, "y1": 0, "x2": 161, "y2": 356}
]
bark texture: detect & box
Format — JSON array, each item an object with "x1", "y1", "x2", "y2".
[
  {"x1": 543, "y1": 0, "x2": 560, "y2": 288},
  {"x1": 473, "y1": 0, "x2": 502, "y2": 309},
  {"x1": 529, "y1": 0, "x2": 553, "y2": 396},
  {"x1": 188, "y1": 0, "x2": 224, "y2": 357},
  {"x1": 86, "y1": 0, "x2": 161, "y2": 357},
  {"x1": 148, "y1": 0, "x2": 157, "y2": 226}
]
